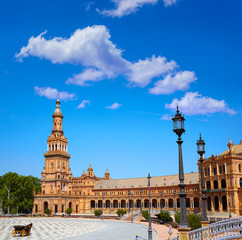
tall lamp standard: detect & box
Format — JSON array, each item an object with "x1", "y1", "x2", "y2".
[
  {"x1": 197, "y1": 134, "x2": 208, "y2": 222},
  {"x1": 173, "y1": 190, "x2": 176, "y2": 213},
  {"x1": 172, "y1": 106, "x2": 188, "y2": 228},
  {"x1": 160, "y1": 191, "x2": 163, "y2": 211},
  {"x1": 147, "y1": 173, "x2": 152, "y2": 240},
  {"x1": 140, "y1": 189, "x2": 143, "y2": 213},
  {"x1": 128, "y1": 190, "x2": 131, "y2": 213}
]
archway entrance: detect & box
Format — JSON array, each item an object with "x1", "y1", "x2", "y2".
[
  {"x1": 207, "y1": 196, "x2": 211, "y2": 211},
  {"x1": 136, "y1": 199, "x2": 141, "y2": 208},
  {"x1": 121, "y1": 200, "x2": 126, "y2": 208},
  {"x1": 152, "y1": 199, "x2": 157, "y2": 208},
  {"x1": 98, "y1": 200, "x2": 102, "y2": 208},
  {"x1": 176, "y1": 198, "x2": 180, "y2": 209},
  {"x1": 144, "y1": 199, "x2": 149, "y2": 208},
  {"x1": 222, "y1": 195, "x2": 227, "y2": 211},
  {"x1": 168, "y1": 199, "x2": 173, "y2": 208},
  {"x1": 194, "y1": 197, "x2": 199, "y2": 208},
  {"x1": 44, "y1": 202, "x2": 48, "y2": 211},
  {"x1": 186, "y1": 198, "x2": 190, "y2": 208},
  {"x1": 90, "y1": 200, "x2": 95, "y2": 208},
  {"x1": 113, "y1": 200, "x2": 118, "y2": 208},
  {"x1": 106, "y1": 200, "x2": 111, "y2": 208}
]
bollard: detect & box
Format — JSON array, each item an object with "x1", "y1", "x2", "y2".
[{"x1": 168, "y1": 227, "x2": 173, "y2": 240}]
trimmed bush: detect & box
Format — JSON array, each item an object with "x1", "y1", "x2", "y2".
[
  {"x1": 142, "y1": 210, "x2": 149, "y2": 220},
  {"x1": 94, "y1": 209, "x2": 102, "y2": 217},
  {"x1": 187, "y1": 214, "x2": 202, "y2": 230},
  {"x1": 175, "y1": 211, "x2": 181, "y2": 224},
  {"x1": 174, "y1": 211, "x2": 201, "y2": 230},
  {"x1": 44, "y1": 208, "x2": 51, "y2": 216},
  {"x1": 116, "y1": 209, "x2": 127, "y2": 217},
  {"x1": 156, "y1": 210, "x2": 171, "y2": 223},
  {"x1": 66, "y1": 208, "x2": 72, "y2": 216}
]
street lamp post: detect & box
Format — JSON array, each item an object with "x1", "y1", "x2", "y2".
[
  {"x1": 172, "y1": 106, "x2": 188, "y2": 229},
  {"x1": 102, "y1": 193, "x2": 104, "y2": 221},
  {"x1": 147, "y1": 173, "x2": 152, "y2": 240},
  {"x1": 140, "y1": 189, "x2": 143, "y2": 213},
  {"x1": 128, "y1": 190, "x2": 131, "y2": 213},
  {"x1": 173, "y1": 190, "x2": 176, "y2": 213},
  {"x1": 160, "y1": 191, "x2": 163, "y2": 211},
  {"x1": 197, "y1": 134, "x2": 208, "y2": 222}
]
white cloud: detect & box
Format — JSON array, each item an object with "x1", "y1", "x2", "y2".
[
  {"x1": 97, "y1": 0, "x2": 178, "y2": 18},
  {"x1": 66, "y1": 68, "x2": 106, "y2": 86},
  {"x1": 149, "y1": 71, "x2": 197, "y2": 95},
  {"x1": 17, "y1": 26, "x2": 196, "y2": 96},
  {"x1": 34, "y1": 86, "x2": 76, "y2": 101},
  {"x1": 16, "y1": 26, "x2": 130, "y2": 78},
  {"x1": 161, "y1": 114, "x2": 171, "y2": 120},
  {"x1": 163, "y1": 0, "x2": 178, "y2": 7},
  {"x1": 127, "y1": 55, "x2": 177, "y2": 87},
  {"x1": 77, "y1": 100, "x2": 90, "y2": 109},
  {"x1": 106, "y1": 102, "x2": 122, "y2": 109},
  {"x1": 86, "y1": 2, "x2": 94, "y2": 11},
  {"x1": 97, "y1": 0, "x2": 158, "y2": 18},
  {"x1": 165, "y1": 92, "x2": 236, "y2": 115}
]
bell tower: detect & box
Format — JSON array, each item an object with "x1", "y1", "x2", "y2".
[{"x1": 41, "y1": 98, "x2": 72, "y2": 195}]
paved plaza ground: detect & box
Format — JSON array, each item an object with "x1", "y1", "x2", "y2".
[{"x1": 0, "y1": 218, "x2": 158, "y2": 240}]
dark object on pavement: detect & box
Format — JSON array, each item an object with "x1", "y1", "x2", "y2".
[{"x1": 12, "y1": 223, "x2": 33, "y2": 237}]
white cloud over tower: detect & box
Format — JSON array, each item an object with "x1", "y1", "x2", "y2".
[{"x1": 16, "y1": 25, "x2": 195, "y2": 95}]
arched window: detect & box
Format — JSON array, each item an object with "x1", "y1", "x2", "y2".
[
  {"x1": 239, "y1": 164, "x2": 241, "y2": 173},
  {"x1": 219, "y1": 166, "x2": 222, "y2": 174},
  {"x1": 168, "y1": 199, "x2": 173, "y2": 208},
  {"x1": 194, "y1": 197, "x2": 199, "y2": 208},
  {"x1": 98, "y1": 200, "x2": 102, "y2": 208},
  {"x1": 186, "y1": 198, "x2": 190, "y2": 208},
  {"x1": 214, "y1": 196, "x2": 219, "y2": 211},
  {"x1": 113, "y1": 200, "x2": 118, "y2": 208},
  {"x1": 214, "y1": 180, "x2": 218, "y2": 189},
  {"x1": 206, "y1": 181, "x2": 211, "y2": 190},
  {"x1": 221, "y1": 179, "x2": 226, "y2": 188},
  {"x1": 223, "y1": 165, "x2": 225, "y2": 174},
  {"x1": 214, "y1": 168, "x2": 217, "y2": 175},
  {"x1": 240, "y1": 178, "x2": 242, "y2": 188}
]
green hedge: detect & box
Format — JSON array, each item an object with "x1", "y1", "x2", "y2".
[
  {"x1": 174, "y1": 211, "x2": 201, "y2": 230},
  {"x1": 116, "y1": 209, "x2": 127, "y2": 217},
  {"x1": 142, "y1": 210, "x2": 149, "y2": 220}
]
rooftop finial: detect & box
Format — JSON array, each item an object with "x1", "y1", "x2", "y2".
[
  {"x1": 57, "y1": 92, "x2": 60, "y2": 100},
  {"x1": 200, "y1": 133, "x2": 202, "y2": 140},
  {"x1": 176, "y1": 104, "x2": 179, "y2": 113}
]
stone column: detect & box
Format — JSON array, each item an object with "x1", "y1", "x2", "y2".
[
  {"x1": 211, "y1": 197, "x2": 215, "y2": 212},
  {"x1": 219, "y1": 197, "x2": 222, "y2": 212}
]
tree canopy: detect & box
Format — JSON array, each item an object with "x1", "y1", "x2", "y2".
[{"x1": 0, "y1": 172, "x2": 41, "y2": 214}]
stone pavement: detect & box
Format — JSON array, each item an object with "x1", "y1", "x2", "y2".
[
  {"x1": 137, "y1": 221, "x2": 178, "y2": 240},
  {"x1": 0, "y1": 218, "x2": 157, "y2": 240}
]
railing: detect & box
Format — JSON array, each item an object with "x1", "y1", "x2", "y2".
[
  {"x1": 209, "y1": 217, "x2": 242, "y2": 226},
  {"x1": 170, "y1": 236, "x2": 179, "y2": 240},
  {"x1": 189, "y1": 218, "x2": 242, "y2": 240},
  {"x1": 134, "y1": 213, "x2": 141, "y2": 221}
]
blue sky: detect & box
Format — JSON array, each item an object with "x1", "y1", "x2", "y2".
[{"x1": 0, "y1": 0, "x2": 242, "y2": 179}]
